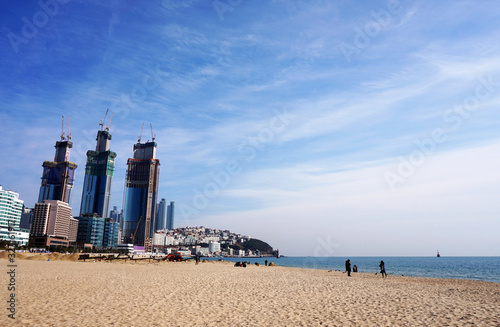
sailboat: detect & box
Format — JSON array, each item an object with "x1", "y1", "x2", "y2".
[{"x1": 437, "y1": 250, "x2": 441, "y2": 257}]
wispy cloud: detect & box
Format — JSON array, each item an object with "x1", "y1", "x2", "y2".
[{"x1": 1, "y1": 0, "x2": 499, "y2": 255}]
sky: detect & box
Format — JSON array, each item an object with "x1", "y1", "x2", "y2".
[{"x1": 1, "y1": 0, "x2": 499, "y2": 256}]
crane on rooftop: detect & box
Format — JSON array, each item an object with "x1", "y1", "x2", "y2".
[
  {"x1": 67, "y1": 116, "x2": 71, "y2": 140},
  {"x1": 105, "y1": 113, "x2": 113, "y2": 132},
  {"x1": 150, "y1": 123, "x2": 156, "y2": 142},
  {"x1": 60, "y1": 115, "x2": 65, "y2": 141},
  {"x1": 100, "y1": 108, "x2": 109, "y2": 131},
  {"x1": 138, "y1": 122, "x2": 144, "y2": 143}
]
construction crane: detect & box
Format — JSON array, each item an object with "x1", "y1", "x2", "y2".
[
  {"x1": 105, "y1": 113, "x2": 113, "y2": 132},
  {"x1": 100, "y1": 108, "x2": 109, "y2": 131},
  {"x1": 138, "y1": 122, "x2": 144, "y2": 142},
  {"x1": 130, "y1": 216, "x2": 143, "y2": 245},
  {"x1": 150, "y1": 123, "x2": 156, "y2": 142},
  {"x1": 67, "y1": 116, "x2": 71, "y2": 140},
  {"x1": 60, "y1": 115, "x2": 65, "y2": 141}
]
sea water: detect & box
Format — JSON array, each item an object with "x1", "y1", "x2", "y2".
[{"x1": 209, "y1": 256, "x2": 500, "y2": 283}]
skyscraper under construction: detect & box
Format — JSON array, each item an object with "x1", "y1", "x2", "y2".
[
  {"x1": 77, "y1": 113, "x2": 119, "y2": 248},
  {"x1": 79, "y1": 120, "x2": 116, "y2": 218},
  {"x1": 122, "y1": 130, "x2": 160, "y2": 251},
  {"x1": 38, "y1": 117, "x2": 78, "y2": 204},
  {"x1": 30, "y1": 117, "x2": 79, "y2": 247}
]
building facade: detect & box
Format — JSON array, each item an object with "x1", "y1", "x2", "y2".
[
  {"x1": 20, "y1": 207, "x2": 33, "y2": 230},
  {"x1": 29, "y1": 200, "x2": 73, "y2": 247},
  {"x1": 76, "y1": 214, "x2": 104, "y2": 247},
  {"x1": 79, "y1": 129, "x2": 116, "y2": 218},
  {"x1": 109, "y1": 206, "x2": 122, "y2": 225},
  {"x1": 103, "y1": 218, "x2": 119, "y2": 247},
  {"x1": 122, "y1": 140, "x2": 160, "y2": 250},
  {"x1": 166, "y1": 201, "x2": 175, "y2": 230},
  {"x1": 0, "y1": 186, "x2": 26, "y2": 245},
  {"x1": 38, "y1": 139, "x2": 78, "y2": 204},
  {"x1": 156, "y1": 198, "x2": 167, "y2": 231}
]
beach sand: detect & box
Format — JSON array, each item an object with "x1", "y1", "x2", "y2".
[{"x1": 2, "y1": 255, "x2": 500, "y2": 327}]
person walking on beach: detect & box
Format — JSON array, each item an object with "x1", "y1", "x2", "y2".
[
  {"x1": 345, "y1": 259, "x2": 352, "y2": 277},
  {"x1": 379, "y1": 260, "x2": 387, "y2": 278}
]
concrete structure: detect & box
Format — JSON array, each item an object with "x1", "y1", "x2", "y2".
[
  {"x1": 38, "y1": 136, "x2": 77, "y2": 204},
  {"x1": 68, "y1": 217, "x2": 78, "y2": 243},
  {"x1": 122, "y1": 139, "x2": 160, "y2": 251},
  {"x1": 153, "y1": 232, "x2": 166, "y2": 246},
  {"x1": 79, "y1": 129, "x2": 116, "y2": 218},
  {"x1": 29, "y1": 200, "x2": 73, "y2": 247},
  {"x1": 0, "y1": 186, "x2": 27, "y2": 245},
  {"x1": 166, "y1": 201, "x2": 175, "y2": 230}
]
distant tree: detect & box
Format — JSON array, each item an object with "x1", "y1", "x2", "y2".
[{"x1": 243, "y1": 239, "x2": 274, "y2": 253}]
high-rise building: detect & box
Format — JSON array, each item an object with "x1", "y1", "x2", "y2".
[
  {"x1": 30, "y1": 118, "x2": 77, "y2": 248},
  {"x1": 109, "y1": 206, "x2": 123, "y2": 225},
  {"x1": 103, "y1": 218, "x2": 119, "y2": 248},
  {"x1": 76, "y1": 117, "x2": 119, "y2": 249},
  {"x1": 79, "y1": 128, "x2": 116, "y2": 218},
  {"x1": 76, "y1": 214, "x2": 104, "y2": 247},
  {"x1": 122, "y1": 139, "x2": 160, "y2": 250},
  {"x1": 38, "y1": 133, "x2": 78, "y2": 204},
  {"x1": 20, "y1": 207, "x2": 33, "y2": 230},
  {"x1": 68, "y1": 217, "x2": 78, "y2": 243},
  {"x1": 29, "y1": 200, "x2": 73, "y2": 247},
  {"x1": 156, "y1": 198, "x2": 167, "y2": 231},
  {"x1": 167, "y1": 201, "x2": 175, "y2": 230},
  {"x1": 0, "y1": 185, "x2": 26, "y2": 245}
]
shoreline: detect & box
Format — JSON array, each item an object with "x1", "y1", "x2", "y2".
[
  {"x1": 2, "y1": 257, "x2": 500, "y2": 326},
  {"x1": 3, "y1": 251, "x2": 499, "y2": 283}
]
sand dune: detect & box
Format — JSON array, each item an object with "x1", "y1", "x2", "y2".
[{"x1": 2, "y1": 258, "x2": 499, "y2": 326}]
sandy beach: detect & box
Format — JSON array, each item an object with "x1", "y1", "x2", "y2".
[{"x1": 2, "y1": 254, "x2": 500, "y2": 327}]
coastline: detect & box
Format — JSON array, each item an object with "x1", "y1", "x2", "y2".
[{"x1": 2, "y1": 256, "x2": 500, "y2": 326}]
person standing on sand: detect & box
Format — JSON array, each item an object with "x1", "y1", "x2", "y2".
[
  {"x1": 379, "y1": 260, "x2": 387, "y2": 278},
  {"x1": 345, "y1": 259, "x2": 352, "y2": 276}
]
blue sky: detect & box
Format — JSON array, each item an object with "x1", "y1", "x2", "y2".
[{"x1": 1, "y1": 0, "x2": 499, "y2": 256}]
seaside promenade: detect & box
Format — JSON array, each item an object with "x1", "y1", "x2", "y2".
[{"x1": 2, "y1": 254, "x2": 500, "y2": 326}]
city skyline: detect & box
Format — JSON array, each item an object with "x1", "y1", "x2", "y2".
[{"x1": 1, "y1": 1, "x2": 500, "y2": 256}]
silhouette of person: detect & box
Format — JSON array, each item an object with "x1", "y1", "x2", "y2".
[
  {"x1": 345, "y1": 259, "x2": 352, "y2": 276},
  {"x1": 265, "y1": 260, "x2": 268, "y2": 266},
  {"x1": 379, "y1": 260, "x2": 387, "y2": 278},
  {"x1": 353, "y1": 264, "x2": 358, "y2": 273}
]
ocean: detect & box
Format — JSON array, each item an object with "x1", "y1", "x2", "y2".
[{"x1": 207, "y1": 256, "x2": 500, "y2": 283}]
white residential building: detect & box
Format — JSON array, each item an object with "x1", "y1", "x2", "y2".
[
  {"x1": 0, "y1": 186, "x2": 27, "y2": 245},
  {"x1": 208, "y1": 241, "x2": 221, "y2": 254}
]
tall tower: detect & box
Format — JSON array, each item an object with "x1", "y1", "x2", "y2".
[
  {"x1": 79, "y1": 124, "x2": 116, "y2": 218},
  {"x1": 156, "y1": 198, "x2": 167, "y2": 231},
  {"x1": 122, "y1": 136, "x2": 160, "y2": 250},
  {"x1": 166, "y1": 201, "x2": 175, "y2": 230},
  {"x1": 38, "y1": 140, "x2": 78, "y2": 204}
]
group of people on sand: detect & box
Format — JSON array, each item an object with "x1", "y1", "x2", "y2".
[{"x1": 345, "y1": 259, "x2": 387, "y2": 278}]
